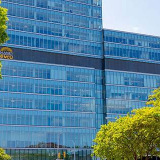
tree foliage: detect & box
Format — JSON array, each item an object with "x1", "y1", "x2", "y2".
[
  {"x1": 147, "y1": 88, "x2": 160, "y2": 107},
  {"x1": 0, "y1": 148, "x2": 11, "y2": 160},
  {"x1": 0, "y1": 0, "x2": 8, "y2": 79},
  {"x1": 0, "y1": 0, "x2": 8, "y2": 45},
  {"x1": 93, "y1": 88, "x2": 160, "y2": 160}
]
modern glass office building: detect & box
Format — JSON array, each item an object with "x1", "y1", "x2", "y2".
[
  {"x1": 1, "y1": 0, "x2": 160, "y2": 159},
  {"x1": 104, "y1": 29, "x2": 160, "y2": 122},
  {"x1": 0, "y1": 0, "x2": 103, "y2": 159}
]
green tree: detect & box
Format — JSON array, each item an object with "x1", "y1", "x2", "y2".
[
  {"x1": 0, "y1": 0, "x2": 8, "y2": 45},
  {"x1": 0, "y1": 0, "x2": 8, "y2": 79},
  {"x1": 93, "y1": 98, "x2": 160, "y2": 160},
  {"x1": 0, "y1": 3, "x2": 9, "y2": 157},
  {"x1": 0, "y1": 148, "x2": 11, "y2": 160},
  {"x1": 147, "y1": 87, "x2": 160, "y2": 107}
]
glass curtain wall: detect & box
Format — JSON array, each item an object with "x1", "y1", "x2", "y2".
[
  {"x1": 104, "y1": 29, "x2": 160, "y2": 122},
  {"x1": 2, "y1": 0, "x2": 103, "y2": 58}
]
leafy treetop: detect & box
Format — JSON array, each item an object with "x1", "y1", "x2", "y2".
[
  {"x1": 0, "y1": 0, "x2": 8, "y2": 79},
  {"x1": 147, "y1": 88, "x2": 160, "y2": 107},
  {"x1": 0, "y1": 0, "x2": 8, "y2": 45},
  {"x1": 0, "y1": 148, "x2": 11, "y2": 160},
  {"x1": 93, "y1": 88, "x2": 160, "y2": 160}
]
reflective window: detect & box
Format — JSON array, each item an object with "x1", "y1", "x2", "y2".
[
  {"x1": 0, "y1": 60, "x2": 103, "y2": 149},
  {"x1": 105, "y1": 70, "x2": 160, "y2": 122},
  {"x1": 1, "y1": 0, "x2": 103, "y2": 58},
  {"x1": 104, "y1": 29, "x2": 160, "y2": 62}
]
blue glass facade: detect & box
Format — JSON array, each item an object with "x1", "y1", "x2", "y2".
[
  {"x1": 104, "y1": 29, "x2": 160, "y2": 63},
  {"x1": 2, "y1": 0, "x2": 102, "y2": 58},
  {"x1": 104, "y1": 29, "x2": 160, "y2": 122},
  {"x1": 0, "y1": 59, "x2": 103, "y2": 148},
  {"x1": 1, "y1": 0, "x2": 160, "y2": 159},
  {"x1": 0, "y1": 0, "x2": 103, "y2": 159}
]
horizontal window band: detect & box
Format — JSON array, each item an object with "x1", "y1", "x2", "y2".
[
  {"x1": 0, "y1": 47, "x2": 103, "y2": 70},
  {"x1": 105, "y1": 58, "x2": 160, "y2": 75},
  {"x1": 3, "y1": 47, "x2": 159, "y2": 74}
]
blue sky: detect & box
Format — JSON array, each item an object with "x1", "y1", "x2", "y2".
[{"x1": 102, "y1": 0, "x2": 160, "y2": 36}]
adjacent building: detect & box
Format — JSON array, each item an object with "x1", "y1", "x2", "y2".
[
  {"x1": 104, "y1": 29, "x2": 160, "y2": 122},
  {"x1": 0, "y1": 0, "x2": 160, "y2": 159}
]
